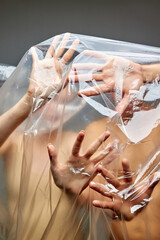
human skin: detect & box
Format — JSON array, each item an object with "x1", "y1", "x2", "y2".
[
  {"x1": 82, "y1": 119, "x2": 160, "y2": 240},
  {"x1": 2, "y1": 117, "x2": 160, "y2": 240},
  {"x1": 0, "y1": 33, "x2": 87, "y2": 240},
  {"x1": 0, "y1": 34, "x2": 116, "y2": 239},
  {"x1": 49, "y1": 58, "x2": 160, "y2": 238},
  {"x1": 0, "y1": 44, "x2": 160, "y2": 240},
  {"x1": 71, "y1": 51, "x2": 160, "y2": 114}
]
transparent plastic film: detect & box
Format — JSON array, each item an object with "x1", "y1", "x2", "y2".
[{"x1": 0, "y1": 33, "x2": 160, "y2": 240}]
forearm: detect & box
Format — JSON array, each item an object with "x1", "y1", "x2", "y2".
[
  {"x1": 0, "y1": 93, "x2": 32, "y2": 147},
  {"x1": 142, "y1": 63, "x2": 160, "y2": 83}
]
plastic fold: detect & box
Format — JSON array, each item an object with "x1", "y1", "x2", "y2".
[{"x1": 0, "y1": 33, "x2": 160, "y2": 240}]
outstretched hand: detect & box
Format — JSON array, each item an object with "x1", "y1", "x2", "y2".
[
  {"x1": 71, "y1": 51, "x2": 144, "y2": 114},
  {"x1": 90, "y1": 159, "x2": 160, "y2": 221},
  {"x1": 47, "y1": 130, "x2": 117, "y2": 198},
  {"x1": 27, "y1": 33, "x2": 79, "y2": 102}
]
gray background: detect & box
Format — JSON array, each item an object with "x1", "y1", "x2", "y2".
[{"x1": 0, "y1": 0, "x2": 160, "y2": 66}]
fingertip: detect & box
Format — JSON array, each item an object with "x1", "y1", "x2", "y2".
[
  {"x1": 74, "y1": 38, "x2": 80, "y2": 45},
  {"x1": 97, "y1": 164, "x2": 103, "y2": 172},
  {"x1": 80, "y1": 130, "x2": 85, "y2": 133},
  {"x1": 92, "y1": 200, "x2": 99, "y2": 206},
  {"x1": 105, "y1": 131, "x2": 110, "y2": 139},
  {"x1": 53, "y1": 35, "x2": 60, "y2": 41},
  {"x1": 78, "y1": 90, "x2": 90, "y2": 97},
  {"x1": 78, "y1": 91, "x2": 82, "y2": 97},
  {"x1": 64, "y1": 32, "x2": 70, "y2": 37},
  {"x1": 47, "y1": 143, "x2": 53, "y2": 148},
  {"x1": 122, "y1": 158, "x2": 128, "y2": 167},
  {"x1": 30, "y1": 46, "x2": 38, "y2": 64},
  {"x1": 149, "y1": 172, "x2": 160, "y2": 187},
  {"x1": 79, "y1": 130, "x2": 85, "y2": 136},
  {"x1": 30, "y1": 46, "x2": 34, "y2": 52},
  {"x1": 83, "y1": 50, "x2": 90, "y2": 56},
  {"x1": 89, "y1": 181, "x2": 95, "y2": 187},
  {"x1": 76, "y1": 130, "x2": 85, "y2": 143},
  {"x1": 30, "y1": 47, "x2": 35, "y2": 57},
  {"x1": 30, "y1": 46, "x2": 36, "y2": 55},
  {"x1": 155, "y1": 172, "x2": 160, "y2": 180},
  {"x1": 47, "y1": 143, "x2": 55, "y2": 153}
]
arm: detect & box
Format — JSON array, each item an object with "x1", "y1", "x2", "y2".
[
  {"x1": 0, "y1": 33, "x2": 79, "y2": 148},
  {"x1": 0, "y1": 93, "x2": 32, "y2": 147}
]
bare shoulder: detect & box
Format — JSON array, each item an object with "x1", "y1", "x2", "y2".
[{"x1": 0, "y1": 132, "x2": 23, "y2": 157}]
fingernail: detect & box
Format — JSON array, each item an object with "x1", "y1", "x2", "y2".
[
  {"x1": 78, "y1": 91, "x2": 82, "y2": 97},
  {"x1": 105, "y1": 131, "x2": 110, "y2": 137},
  {"x1": 47, "y1": 144, "x2": 54, "y2": 150},
  {"x1": 90, "y1": 181, "x2": 95, "y2": 186}
]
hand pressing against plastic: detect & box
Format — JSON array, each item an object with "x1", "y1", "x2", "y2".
[
  {"x1": 27, "y1": 33, "x2": 79, "y2": 107},
  {"x1": 47, "y1": 130, "x2": 116, "y2": 197},
  {"x1": 0, "y1": 34, "x2": 79, "y2": 148},
  {"x1": 89, "y1": 159, "x2": 160, "y2": 221},
  {"x1": 71, "y1": 51, "x2": 145, "y2": 114}
]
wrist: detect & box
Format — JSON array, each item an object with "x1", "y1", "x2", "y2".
[
  {"x1": 14, "y1": 93, "x2": 33, "y2": 120},
  {"x1": 142, "y1": 64, "x2": 160, "y2": 83},
  {"x1": 142, "y1": 65, "x2": 153, "y2": 83}
]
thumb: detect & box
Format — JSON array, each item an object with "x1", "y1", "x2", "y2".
[
  {"x1": 47, "y1": 143, "x2": 57, "y2": 167},
  {"x1": 148, "y1": 172, "x2": 160, "y2": 194}
]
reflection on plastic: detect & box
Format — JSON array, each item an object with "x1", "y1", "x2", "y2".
[{"x1": 0, "y1": 33, "x2": 160, "y2": 240}]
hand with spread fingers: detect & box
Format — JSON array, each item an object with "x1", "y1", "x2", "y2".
[
  {"x1": 0, "y1": 34, "x2": 79, "y2": 148},
  {"x1": 28, "y1": 33, "x2": 79, "y2": 101},
  {"x1": 47, "y1": 130, "x2": 117, "y2": 198},
  {"x1": 89, "y1": 158, "x2": 160, "y2": 221},
  {"x1": 71, "y1": 51, "x2": 145, "y2": 115}
]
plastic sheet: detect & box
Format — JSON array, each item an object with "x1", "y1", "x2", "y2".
[
  {"x1": 0, "y1": 64, "x2": 15, "y2": 87},
  {"x1": 0, "y1": 33, "x2": 160, "y2": 240}
]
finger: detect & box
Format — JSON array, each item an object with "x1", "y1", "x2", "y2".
[
  {"x1": 69, "y1": 73, "x2": 103, "y2": 83},
  {"x1": 89, "y1": 181, "x2": 113, "y2": 198},
  {"x1": 60, "y1": 39, "x2": 79, "y2": 67},
  {"x1": 31, "y1": 47, "x2": 39, "y2": 65},
  {"x1": 91, "y1": 141, "x2": 116, "y2": 164},
  {"x1": 45, "y1": 35, "x2": 60, "y2": 58},
  {"x1": 83, "y1": 50, "x2": 108, "y2": 60},
  {"x1": 148, "y1": 172, "x2": 160, "y2": 193},
  {"x1": 97, "y1": 165, "x2": 120, "y2": 188},
  {"x1": 72, "y1": 63, "x2": 103, "y2": 71},
  {"x1": 116, "y1": 94, "x2": 130, "y2": 115},
  {"x1": 47, "y1": 143, "x2": 57, "y2": 167},
  {"x1": 56, "y1": 33, "x2": 70, "y2": 58},
  {"x1": 84, "y1": 131, "x2": 110, "y2": 159},
  {"x1": 72, "y1": 130, "x2": 85, "y2": 156},
  {"x1": 78, "y1": 82, "x2": 114, "y2": 97},
  {"x1": 122, "y1": 158, "x2": 133, "y2": 183},
  {"x1": 92, "y1": 199, "x2": 115, "y2": 211}
]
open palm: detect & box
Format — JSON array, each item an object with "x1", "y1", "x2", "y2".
[
  {"x1": 28, "y1": 33, "x2": 79, "y2": 100},
  {"x1": 47, "y1": 130, "x2": 117, "y2": 197}
]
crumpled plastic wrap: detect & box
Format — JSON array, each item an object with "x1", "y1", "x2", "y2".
[
  {"x1": 0, "y1": 33, "x2": 160, "y2": 240},
  {"x1": 0, "y1": 64, "x2": 15, "y2": 87}
]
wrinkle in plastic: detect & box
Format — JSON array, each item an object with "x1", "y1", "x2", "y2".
[{"x1": 0, "y1": 33, "x2": 160, "y2": 240}]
